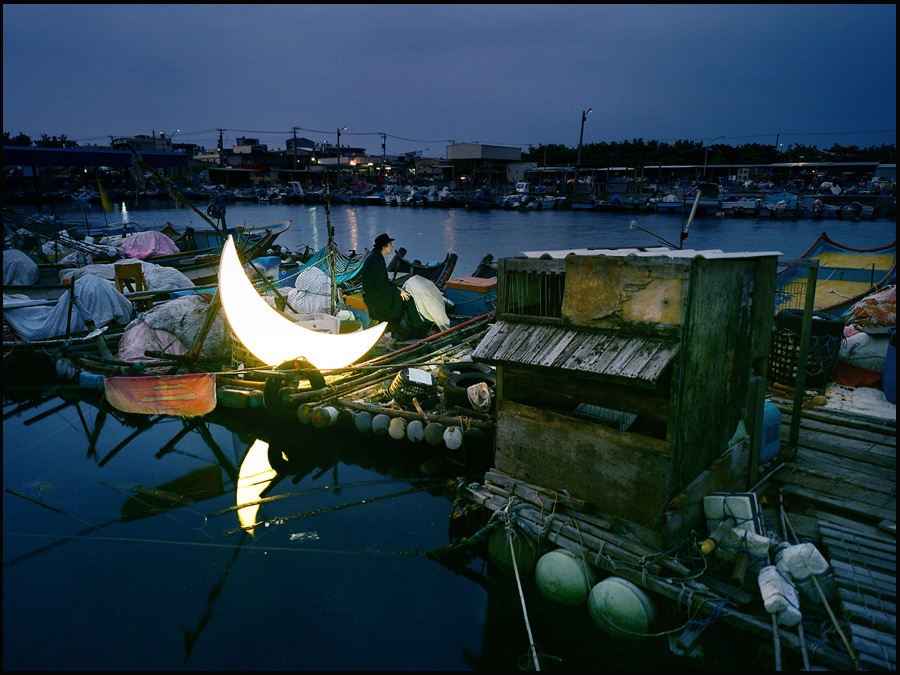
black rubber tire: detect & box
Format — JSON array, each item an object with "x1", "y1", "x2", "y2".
[
  {"x1": 443, "y1": 372, "x2": 496, "y2": 409},
  {"x1": 437, "y1": 362, "x2": 493, "y2": 385},
  {"x1": 263, "y1": 367, "x2": 326, "y2": 417}
]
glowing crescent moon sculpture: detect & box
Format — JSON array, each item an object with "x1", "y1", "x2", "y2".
[{"x1": 218, "y1": 235, "x2": 386, "y2": 369}]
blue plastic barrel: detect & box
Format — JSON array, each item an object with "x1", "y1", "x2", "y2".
[{"x1": 760, "y1": 402, "x2": 782, "y2": 464}]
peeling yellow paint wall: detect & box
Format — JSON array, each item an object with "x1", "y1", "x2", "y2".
[{"x1": 562, "y1": 256, "x2": 684, "y2": 328}]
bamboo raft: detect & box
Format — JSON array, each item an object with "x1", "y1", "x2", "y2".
[{"x1": 214, "y1": 312, "x2": 498, "y2": 453}]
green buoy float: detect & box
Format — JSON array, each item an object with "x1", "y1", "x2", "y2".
[
  {"x1": 588, "y1": 577, "x2": 656, "y2": 637},
  {"x1": 534, "y1": 548, "x2": 596, "y2": 606}
]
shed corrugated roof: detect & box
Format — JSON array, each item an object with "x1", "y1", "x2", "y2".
[{"x1": 472, "y1": 320, "x2": 679, "y2": 387}]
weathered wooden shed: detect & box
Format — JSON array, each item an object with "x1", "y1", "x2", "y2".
[{"x1": 472, "y1": 247, "x2": 780, "y2": 547}]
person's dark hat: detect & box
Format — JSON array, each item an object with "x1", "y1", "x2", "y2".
[{"x1": 374, "y1": 233, "x2": 395, "y2": 249}]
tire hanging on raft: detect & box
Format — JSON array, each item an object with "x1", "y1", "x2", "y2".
[{"x1": 263, "y1": 357, "x2": 326, "y2": 418}]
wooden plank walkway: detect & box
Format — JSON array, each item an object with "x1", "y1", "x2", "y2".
[{"x1": 768, "y1": 397, "x2": 896, "y2": 671}]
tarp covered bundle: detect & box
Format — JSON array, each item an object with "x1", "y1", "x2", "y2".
[
  {"x1": 118, "y1": 294, "x2": 229, "y2": 360},
  {"x1": 115, "y1": 230, "x2": 181, "y2": 260},
  {"x1": 3, "y1": 249, "x2": 40, "y2": 285},
  {"x1": 59, "y1": 259, "x2": 193, "y2": 290},
  {"x1": 3, "y1": 274, "x2": 134, "y2": 341}
]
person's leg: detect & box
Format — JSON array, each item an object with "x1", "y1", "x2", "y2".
[{"x1": 404, "y1": 297, "x2": 430, "y2": 338}]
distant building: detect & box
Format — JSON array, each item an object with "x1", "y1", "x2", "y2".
[{"x1": 447, "y1": 142, "x2": 524, "y2": 187}]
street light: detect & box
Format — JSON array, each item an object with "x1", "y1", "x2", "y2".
[
  {"x1": 157, "y1": 129, "x2": 180, "y2": 180},
  {"x1": 702, "y1": 135, "x2": 724, "y2": 176},
  {"x1": 573, "y1": 108, "x2": 592, "y2": 196},
  {"x1": 336, "y1": 125, "x2": 348, "y2": 186},
  {"x1": 160, "y1": 128, "x2": 180, "y2": 150}
]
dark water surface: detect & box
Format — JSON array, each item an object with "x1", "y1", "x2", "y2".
[{"x1": 3, "y1": 201, "x2": 895, "y2": 670}]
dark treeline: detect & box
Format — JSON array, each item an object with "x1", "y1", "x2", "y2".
[
  {"x1": 521, "y1": 138, "x2": 895, "y2": 167},
  {"x1": 3, "y1": 131, "x2": 896, "y2": 167}
]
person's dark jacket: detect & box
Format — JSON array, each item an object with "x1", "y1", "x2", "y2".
[{"x1": 360, "y1": 248, "x2": 403, "y2": 323}]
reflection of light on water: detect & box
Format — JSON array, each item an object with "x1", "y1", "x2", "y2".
[
  {"x1": 236, "y1": 439, "x2": 277, "y2": 536},
  {"x1": 290, "y1": 532, "x2": 320, "y2": 541}
]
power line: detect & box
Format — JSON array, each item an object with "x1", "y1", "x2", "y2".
[{"x1": 62, "y1": 126, "x2": 895, "y2": 150}]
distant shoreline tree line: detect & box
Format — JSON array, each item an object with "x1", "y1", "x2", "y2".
[{"x1": 4, "y1": 131, "x2": 896, "y2": 167}]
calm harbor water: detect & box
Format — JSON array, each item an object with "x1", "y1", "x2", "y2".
[{"x1": 3, "y1": 200, "x2": 896, "y2": 671}]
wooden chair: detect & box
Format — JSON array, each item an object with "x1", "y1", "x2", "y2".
[{"x1": 114, "y1": 262, "x2": 153, "y2": 311}]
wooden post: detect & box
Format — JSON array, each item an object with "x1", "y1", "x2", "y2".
[{"x1": 788, "y1": 264, "x2": 819, "y2": 450}]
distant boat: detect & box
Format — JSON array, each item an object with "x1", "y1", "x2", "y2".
[
  {"x1": 652, "y1": 192, "x2": 720, "y2": 216},
  {"x1": 718, "y1": 195, "x2": 761, "y2": 217},
  {"x1": 842, "y1": 201, "x2": 875, "y2": 221},
  {"x1": 760, "y1": 192, "x2": 800, "y2": 219},
  {"x1": 809, "y1": 199, "x2": 842, "y2": 220}
]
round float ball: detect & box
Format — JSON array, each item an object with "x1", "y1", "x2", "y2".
[
  {"x1": 443, "y1": 426, "x2": 463, "y2": 450},
  {"x1": 388, "y1": 416, "x2": 407, "y2": 440},
  {"x1": 354, "y1": 411, "x2": 373, "y2": 433},
  {"x1": 488, "y1": 527, "x2": 537, "y2": 576},
  {"x1": 311, "y1": 406, "x2": 338, "y2": 428},
  {"x1": 588, "y1": 577, "x2": 656, "y2": 637},
  {"x1": 535, "y1": 549, "x2": 597, "y2": 607},
  {"x1": 424, "y1": 422, "x2": 445, "y2": 446},
  {"x1": 462, "y1": 426, "x2": 485, "y2": 450},
  {"x1": 248, "y1": 390, "x2": 264, "y2": 408},
  {"x1": 371, "y1": 414, "x2": 390, "y2": 436},
  {"x1": 55, "y1": 358, "x2": 68, "y2": 379},
  {"x1": 406, "y1": 419, "x2": 425, "y2": 443},
  {"x1": 297, "y1": 403, "x2": 316, "y2": 424},
  {"x1": 337, "y1": 408, "x2": 355, "y2": 428}
]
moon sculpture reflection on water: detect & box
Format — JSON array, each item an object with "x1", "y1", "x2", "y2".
[
  {"x1": 236, "y1": 439, "x2": 277, "y2": 536},
  {"x1": 218, "y1": 235, "x2": 386, "y2": 369}
]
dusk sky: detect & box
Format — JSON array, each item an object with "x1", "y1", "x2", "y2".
[{"x1": 3, "y1": 4, "x2": 896, "y2": 159}]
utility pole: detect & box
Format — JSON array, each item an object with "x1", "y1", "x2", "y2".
[
  {"x1": 336, "y1": 125, "x2": 347, "y2": 187},
  {"x1": 217, "y1": 129, "x2": 225, "y2": 167},
  {"x1": 292, "y1": 127, "x2": 299, "y2": 179},
  {"x1": 573, "y1": 108, "x2": 592, "y2": 196},
  {"x1": 381, "y1": 132, "x2": 386, "y2": 180}
]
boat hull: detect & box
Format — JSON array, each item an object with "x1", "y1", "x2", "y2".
[{"x1": 773, "y1": 231, "x2": 896, "y2": 314}]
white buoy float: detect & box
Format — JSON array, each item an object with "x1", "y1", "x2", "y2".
[
  {"x1": 588, "y1": 577, "x2": 657, "y2": 637},
  {"x1": 371, "y1": 413, "x2": 390, "y2": 436},
  {"x1": 535, "y1": 548, "x2": 596, "y2": 606},
  {"x1": 388, "y1": 416, "x2": 407, "y2": 439},
  {"x1": 406, "y1": 419, "x2": 425, "y2": 442},
  {"x1": 354, "y1": 410, "x2": 372, "y2": 433},
  {"x1": 443, "y1": 425, "x2": 463, "y2": 449}
]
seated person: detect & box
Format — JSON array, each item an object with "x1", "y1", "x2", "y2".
[{"x1": 359, "y1": 232, "x2": 429, "y2": 341}]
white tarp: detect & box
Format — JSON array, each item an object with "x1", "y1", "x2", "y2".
[
  {"x1": 3, "y1": 274, "x2": 134, "y2": 341},
  {"x1": 3, "y1": 249, "x2": 40, "y2": 285},
  {"x1": 403, "y1": 275, "x2": 450, "y2": 330},
  {"x1": 59, "y1": 259, "x2": 194, "y2": 290}
]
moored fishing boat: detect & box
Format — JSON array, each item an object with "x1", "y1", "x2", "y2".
[
  {"x1": 761, "y1": 191, "x2": 801, "y2": 219},
  {"x1": 718, "y1": 195, "x2": 761, "y2": 217},
  {"x1": 773, "y1": 231, "x2": 896, "y2": 315}
]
